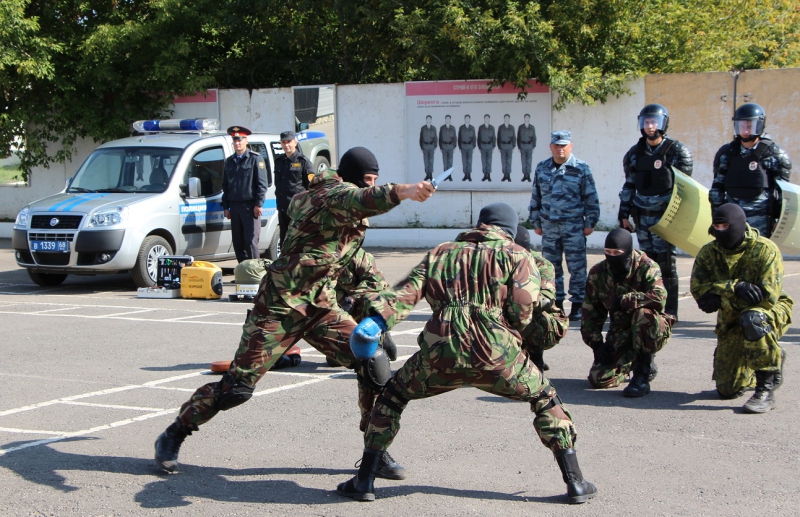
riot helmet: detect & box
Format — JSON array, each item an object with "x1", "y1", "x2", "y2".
[
  {"x1": 733, "y1": 103, "x2": 766, "y2": 142},
  {"x1": 638, "y1": 104, "x2": 669, "y2": 138}
]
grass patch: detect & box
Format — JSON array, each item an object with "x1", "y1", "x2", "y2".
[{"x1": 0, "y1": 164, "x2": 26, "y2": 185}]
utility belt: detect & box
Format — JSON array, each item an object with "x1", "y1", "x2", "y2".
[{"x1": 632, "y1": 206, "x2": 664, "y2": 217}]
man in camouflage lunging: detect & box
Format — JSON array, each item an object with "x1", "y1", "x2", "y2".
[
  {"x1": 337, "y1": 203, "x2": 597, "y2": 505},
  {"x1": 154, "y1": 147, "x2": 435, "y2": 476}
]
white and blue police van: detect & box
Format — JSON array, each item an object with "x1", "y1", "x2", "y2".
[{"x1": 12, "y1": 119, "x2": 309, "y2": 288}]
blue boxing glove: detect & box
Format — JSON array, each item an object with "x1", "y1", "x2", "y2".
[{"x1": 350, "y1": 315, "x2": 388, "y2": 360}]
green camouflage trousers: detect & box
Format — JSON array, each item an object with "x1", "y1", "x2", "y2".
[
  {"x1": 364, "y1": 348, "x2": 577, "y2": 453},
  {"x1": 714, "y1": 295, "x2": 793, "y2": 397},
  {"x1": 522, "y1": 309, "x2": 569, "y2": 355},
  {"x1": 588, "y1": 307, "x2": 674, "y2": 389},
  {"x1": 177, "y1": 283, "x2": 378, "y2": 432}
]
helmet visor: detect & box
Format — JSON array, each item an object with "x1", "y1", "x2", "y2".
[
  {"x1": 638, "y1": 114, "x2": 667, "y2": 134},
  {"x1": 734, "y1": 118, "x2": 764, "y2": 138}
]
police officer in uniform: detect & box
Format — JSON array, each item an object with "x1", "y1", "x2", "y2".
[
  {"x1": 274, "y1": 130, "x2": 313, "y2": 250},
  {"x1": 709, "y1": 103, "x2": 792, "y2": 237},
  {"x1": 222, "y1": 126, "x2": 268, "y2": 263},
  {"x1": 439, "y1": 115, "x2": 456, "y2": 181},
  {"x1": 478, "y1": 114, "x2": 496, "y2": 181},
  {"x1": 518, "y1": 114, "x2": 537, "y2": 182},
  {"x1": 458, "y1": 115, "x2": 476, "y2": 181},
  {"x1": 497, "y1": 114, "x2": 516, "y2": 182},
  {"x1": 419, "y1": 115, "x2": 438, "y2": 181},
  {"x1": 618, "y1": 104, "x2": 693, "y2": 320}
]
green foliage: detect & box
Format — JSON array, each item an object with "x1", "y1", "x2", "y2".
[{"x1": 3, "y1": 0, "x2": 800, "y2": 178}]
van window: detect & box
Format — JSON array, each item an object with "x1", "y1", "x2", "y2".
[
  {"x1": 248, "y1": 141, "x2": 273, "y2": 187},
  {"x1": 69, "y1": 147, "x2": 181, "y2": 193},
  {"x1": 184, "y1": 147, "x2": 225, "y2": 197}
]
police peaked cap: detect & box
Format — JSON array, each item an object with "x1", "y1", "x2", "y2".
[{"x1": 227, "y1": 126, "x2": 252, "y2": 137}]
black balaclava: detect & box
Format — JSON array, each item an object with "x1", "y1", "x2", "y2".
[
  {"x1": 337, "y1": 147, "x2": 379, "y2": 188},
  {"x1": 605, "y1": 228, "x2": 634, "y2": 278},
  {"x1": 709, "y1": 203, "x2": 747, "y2": 250},
  {"x1": 514, "y1": 224, "x2": 532, "y2": 250},
  {"x1": 477, "y1": 203, "x2": 518, "y2": 239}
]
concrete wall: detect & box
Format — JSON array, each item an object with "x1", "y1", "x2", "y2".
[{"x1": 4, "y1": 69, "x2": 799, "y2": 228}]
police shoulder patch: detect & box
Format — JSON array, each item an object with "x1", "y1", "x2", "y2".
[{"x1": 258, "y1": 161, "x2": 265, "y2": 169}]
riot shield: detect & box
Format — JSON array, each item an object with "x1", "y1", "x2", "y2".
[
  {"x1": 771, "y1": 180, "x2": 800, "y2": 254},
  {"x1": 650, "y1": 168, "x2": 714, "y2": 257}
]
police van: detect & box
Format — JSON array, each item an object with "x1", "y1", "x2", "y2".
[{"x1": 12, "y1": 119, "x2": 318, "y2": 288}]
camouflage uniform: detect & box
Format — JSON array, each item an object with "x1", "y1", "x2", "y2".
[
  {"x1": 618, "y1": 136, "x2": 693, "y2": 316},
  {"x1": 497, "y1": 123, "x2": 516, "y2": 181},
  {"x1": 521, "y1": 250, "x2": 568, "y2": 365},
  {"x1": 709, "y1": 134, "x2": 792, "y2": 237},
  {"x1": 690, "y1": 225, "x2": 793, "y2": 396},
  {"x1": 175, "y1": 169, "x2": 401, "y2": 433},
  {"x1": 362, "y1": 225, "x2": 577, "y2": 453},
  {"x1": 529, "y1": 154, "x2": 600, "y2": 305},
  {"x1": 517, "y1": 123, "x2": 537, "y2": 181},
  {"x1": 582, "y1": 250, "x2": 675, "y2": 388},
  {"x1": 439, "y1": 123, "x2": 457, "y2": 175},
  {"x1": 419, "y1": 124, "x2": 438, "y2": 181},
  {"x1": 458, "y1": 123, "x2": 476, "y2": 180}
]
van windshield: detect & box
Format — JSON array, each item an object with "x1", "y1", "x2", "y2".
[{"x1": 68, "y1": 147, "x2": 183, "y2": 193}]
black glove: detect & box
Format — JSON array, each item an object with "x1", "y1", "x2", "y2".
[
  {"x1": 734, "y1": 282, "x2": 765, "y2": 305},
  {"x1": 381, "y1": 331, "x2": 398, "y2": 361},
  {"x1": 696, "y1": 292, "x2": 722, "y2": 313},
  {"x1": 537, "y1": 296, "x2": 553, "y2": 313},
  {"x1": 591, "y1": 340, "x2": 613, "y2": 365}
]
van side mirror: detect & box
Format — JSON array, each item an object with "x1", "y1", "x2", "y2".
[
  {"x1": 65, "y1": 176, "x2": 73, "y2": 190},
  {"x1": 299, "y1": 122, "x2": 309, "y2": 131},
  {"x1": 188, "y1": 177, "x2": 201, "y2": 198}
]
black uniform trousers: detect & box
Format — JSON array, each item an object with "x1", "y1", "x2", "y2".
[
  {"x1": 230, "y1": 201, "x2": 260, "y2": 263},
  {"x1": 278, "y1": 209, "x2": 291, "y2": 251}
]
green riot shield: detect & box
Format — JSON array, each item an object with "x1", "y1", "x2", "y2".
[
  {"x1": 650, "y1": 168, "x2": 714, "y2": 257},
  {"x1": 771, "y1": 180, "x2": 800, "y2": 254}
]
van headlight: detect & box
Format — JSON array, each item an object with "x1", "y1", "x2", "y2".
[
  {"x1": 15, "y1": 208, "x2": 29, "y2": 228},
  {"x1": 87, "y1": 206, "x2": 129, "y2": 227}
]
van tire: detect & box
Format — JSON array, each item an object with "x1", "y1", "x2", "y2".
[
  {"x1": 27, "y1": 270, "x2": 68, "y2": 286},
  {"x1": 132, "y1": 236, "x2": 173, "y2": 288},
  {"x1": 313, "y1": 156, "x2": 330, "y2": 175},
  {"x1": 267, "y1": 230, "x2": 281, "y2": 260}
]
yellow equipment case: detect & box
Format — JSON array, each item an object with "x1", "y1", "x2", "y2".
[{"x1": 180, "y1": 261, "x2": 223, "y2": 299}]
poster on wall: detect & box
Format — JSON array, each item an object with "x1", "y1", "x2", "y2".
[{"x1": 405, "y1": 80, "x2": 551, "y2": 191}]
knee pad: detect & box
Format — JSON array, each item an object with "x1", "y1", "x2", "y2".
[
  {"x1": 359, "y1": 348, "x2": 392, "y2": 389},
  {"x1": 739, "y1": 310, "x2": 773, "y2": 342},
  {"x1": 215, "y1": 374, "x2": 255, "y2": 411}
]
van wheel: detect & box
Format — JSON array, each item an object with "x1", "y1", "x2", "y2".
[
  {"x1": 267, "y1": 230, "x2": 281, "y2": 260},
  {"x1": 314, "y1": 156, "x2": 330, "y2": 175},
  {"x1": 27, "y1": 270, "x2": 68, "y2": 286},
  {"x1": 132, "y1": 236, "x2": 173, "y2": 288}
]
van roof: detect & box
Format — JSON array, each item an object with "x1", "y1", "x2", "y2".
[{"x1": 97, "y1": 131, "x2": 281, "y2": 149}]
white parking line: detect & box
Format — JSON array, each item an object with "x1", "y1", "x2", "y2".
[
  {"x1": 101, "y1": 309, "x2": 155, "y2": 318},
  {"x1": 0, "y1": 427, "x2": 63, "y2": 436},
  {"x1": 60, "y1": 401, "x2": 166, "y2": 412}
]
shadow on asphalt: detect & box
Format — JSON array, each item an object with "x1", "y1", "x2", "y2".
[
  {"x1": 0, "y1": 437, "x2": 566, "y2": 508},
  {"x1": 476, "y1": 377, "x2": 736, "y2": 412}
]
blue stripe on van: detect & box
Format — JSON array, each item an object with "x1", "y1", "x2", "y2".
[{"x1": 48, "y1": 193, "x2": 107, "y2": 212}]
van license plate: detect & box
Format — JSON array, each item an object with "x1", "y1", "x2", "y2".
[{"x1": 31, "y1": 240, "x2": 69, "y2": 252}]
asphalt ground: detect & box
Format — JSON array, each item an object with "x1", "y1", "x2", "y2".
[{"x1": 0, "y1": 239, "x2": 798, "y2": 516}]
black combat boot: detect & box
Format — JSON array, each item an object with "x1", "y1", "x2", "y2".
[
  {"x1": 774, "y1": 348, "x2": 786, "y2": 390},
  {"x1": 154, "y1": 421, "x2": 191, "y2": 472},
  {"x1": 555, "y1": 300, "x2": 564, "y2": 311},
  {"x1": 554, "y1": 448, "x2": 597, "y2": 504},
  {"x1": 376, "y1": 450, "x2": 406, "y2": 479},
  {"x1": 463, "y1": 174, "x2": 472, "y2": 181},
  {"x1": 568, "y1": 303, "x2": 582, "y2": 321},
  {"x1": 623, "y1": 354, "x2": 652, "y2": 397},
  {"x1": 338, "y1": 448, "x2": 384, "y2": 501},
  {"x1": 743, "y1": 371, "x2": 776, "y2": 413}
]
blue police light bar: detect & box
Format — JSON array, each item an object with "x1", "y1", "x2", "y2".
[{"x1": 132, "y1": 118, "x2": 220, "y2": 132}]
